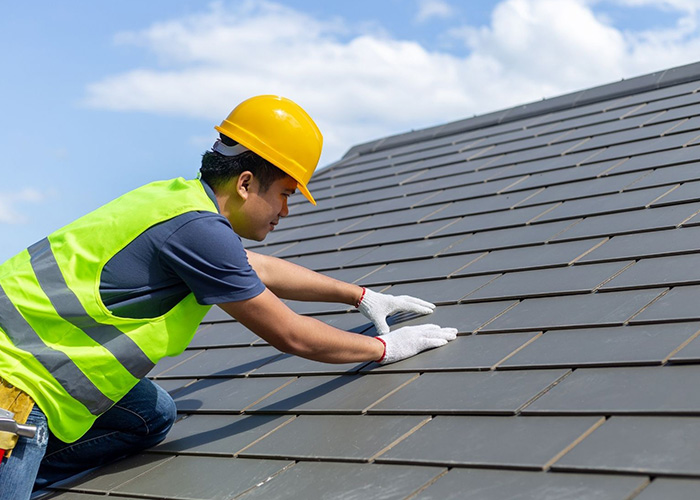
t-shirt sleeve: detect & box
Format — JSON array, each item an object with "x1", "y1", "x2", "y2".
[{"x1": 159, "y1": 214, "x2": 266, "y2": 305}]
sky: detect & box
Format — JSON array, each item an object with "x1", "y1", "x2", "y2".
[{"x1": 1, "y1": 0, "x2": 700, "y2": 262}]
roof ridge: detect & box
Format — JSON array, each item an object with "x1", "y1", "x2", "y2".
[{"x1": 342, "y1": 61, "x2": 700, "y2": 160}]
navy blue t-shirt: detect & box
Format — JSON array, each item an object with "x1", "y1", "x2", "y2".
[{"x1": 99, "y1": 180, "x2": 265, "y2": 319}]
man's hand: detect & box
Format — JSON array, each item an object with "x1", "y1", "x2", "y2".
[
  {"x1": 376, "y1": 324, "x2": 458, "y2": 364},
  {"x1": 357, "y1": 288, "x2": 435, "y2": 334}
]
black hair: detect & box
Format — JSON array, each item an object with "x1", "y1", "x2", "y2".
[{"x1": 200, "y1": 134, "x2": 289, "y2": 192}]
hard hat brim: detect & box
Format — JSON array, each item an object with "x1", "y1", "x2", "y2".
[{"x1": 297, "y1": 182, "x2": 316, "y2": 206}]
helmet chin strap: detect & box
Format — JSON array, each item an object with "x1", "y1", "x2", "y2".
[{"x1": 212, "y1": 139, "x2": 249, "y2": 157}]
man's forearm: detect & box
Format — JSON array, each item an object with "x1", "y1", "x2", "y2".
[
  {"x1": 285, "y1": 313, "x2": 385, "y2": 363},
  {"x1": 219, "y1": 289, "x2": 384, "y2": 364},
  {"x1": 246, "y1": 250, "x2": 363, "y2": 305}
]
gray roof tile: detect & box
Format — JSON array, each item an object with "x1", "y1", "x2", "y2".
[
  {"x1": 481, "y1": 289, "x2": 663, "y2": 332},
  {"x1": 669, "y1": 331, "x2": 700, "y2": 363},
  {"x1": 341, "y1": 220, "x2": 457, "y2": 249},
  {"x1": 391, "y1": 301, "x2": 518, "y2": 334},
  {"x1": 188, "y1": 322, "x2": 260, "y2": 348},
  {"x1": 377, "y1": 415, "x2": 602, "y2": 469},
  {"x1": 500, "y1": 323, "x2": 700, "y2": 369},
  {"x1": 578, "y1": 226, "x2": 700, "y2": 263},
  {"x1": 320, "y1": 264, "x2": 385, "y2": 284},
  {"x1": 237, "y1": 461, "x2": 443, "y2": 500},
  {"x1": 652, "y1": 179, "x2": 700, "y2": 206},
  {"x1": 418, "y1": 188, "x2": 544, "y2": 218},
  {"x1": 633, "y1": 478, "x2": 700, "y2": 500},
  {"x1": 368, "y1": 370, "x2": 569, "y2": 415},
  {"x1": 630, "y1": 284, "x2": 700, "y2": 323},
  {"x1": 385, "y1": 274, "x2": 500, "y2": 304},
  {"x1": 523, "y1": 365, "x2": 700, "y2": 415},
  {"x1": 172, "y1": 376, "x2": 295, "y2": 413},
  {"x1": 347, "y1": 234, "x2": 467, "y2": 266},
  {"x1": 427, "y1": 204, "x2": 558, "y2": 236},
  {"x1": 600, "y1": 253, "x2": 700, "y2": 290},
  {"x1": 516, "y1": 171, "x2": 648, "y2": 206},
  {"x1": 147, "y1": 349, "x2": 203, "y2": 378},
  {"x1": 56, "y1": 453, "x2": 174, "y2": 494},
  {"x1": 155, "y1": 346, "x2": 282, "y2": 379},
  {"x1": 412, "y1": 468, "x2": 648, "y2": 500},
  {"x1": 239, "y1": 414, "x2": 428, "y2": 461},
  {"x1": 285, "y1": 246, "x2": 378, "y2": 270},
  {"x1": 551, "y1": 202, "x2": 700, "y2": 242},
  {"x1": 363, "y1": 332, "x2": 540, "y2": 373},
  {"x1": 153, "y1": 378, "x2": 195, "y2": 396},
  {"x1": 499, "y1": 159, "x2": 623, "y2": 192},
  {"x1": 464, "y1": 261, "x2": 631, "y2": 301},
  {"x1": 626, "y1": 161, "x2": 700, "y2": 190},
  {"x1": 591, "y1": 130, "x2": 700, "y2": 163},
  {"x1": 667, "y1": 114, "x2": 700, "y2": 135},
  {"x1": 343, "y1": 204, "x2": 453, "y2": 231},
  {"x1": 113, "y1": 456, "x2": 293, "y2": 499},
  {"x1": 552, "y1": 416, "x2": 700, "y2": 476},
  {"x1": 154, "y1": 414, "x2": 293, "y2": 455},
  {"x1": 490, "y1": 150, "x2": 606, "y2": 178},
  {"x1": 440, "y1": 220, "x2": 585, "y2": 256},
  {"x1": 453, "y1": 239, "x2": 606, "y2": 277},
  {"x1": 248, "y1": 352, "x2": 368, "y2": 376},
  {"x1": 605, "y1": 144, "x2": 700, "y2": 175},
  {"x1": 247, "y1": 373, "x2": 416, "y2": 414},
  {"x1": 361, "y1": 253, "x2": 482, "y2": 285},
  {"x1": 533, "y1": 186, "x2": 673, "y2": 222}
]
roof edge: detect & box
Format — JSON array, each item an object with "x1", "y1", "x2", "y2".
[{"x1": 342, "y1": 61, "x2": 700, "y2": 159}]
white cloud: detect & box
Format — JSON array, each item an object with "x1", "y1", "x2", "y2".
[
  {"x1": 415, "y1": 0, "x2": 455, "y2": 22},
  {"x1": 83, "y1": 0, "x2": 700, "y2": 166},
  {"x1": 610, "y1": 0, "x2": 700, "y2": 15},
  {"x1": 0, "y1": 189, "x2": 45, "y2": 224}
]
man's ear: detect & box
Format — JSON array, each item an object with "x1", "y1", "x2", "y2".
[{"x1": 236, "y1": 171, "x2": 254, "y2": 200}]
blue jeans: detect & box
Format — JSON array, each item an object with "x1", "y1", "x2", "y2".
[{"x1": 0, "y1": 379, "x2": 176, "y2": 500}]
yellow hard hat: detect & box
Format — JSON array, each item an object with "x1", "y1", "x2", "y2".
[{"x1": 215, "y1": 95, "x2": 323, "y2": 205}]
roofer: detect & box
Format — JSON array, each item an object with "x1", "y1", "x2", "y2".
[{"x1": 0, "y1": 95, "x2": 457, "y2": 499}]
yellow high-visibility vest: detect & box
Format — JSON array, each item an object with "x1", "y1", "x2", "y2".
[{"x1": 0, "y1": 178, "x2": 217, "y2": 442}]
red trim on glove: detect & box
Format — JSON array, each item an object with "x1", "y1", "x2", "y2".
[
  {"x1": 355, "y1": 287, "x2": 367, "y2": 308},
  {"x1": 375, "y1": 336, "x2": 387, "y2": 363}
]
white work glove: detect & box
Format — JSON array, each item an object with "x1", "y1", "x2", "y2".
[
  {"x1": 375, "y1": 324, "x2": 458, "y2": 364},
  {"x1": 357, "y1": 287, "x2": 436, "y2": 335}
]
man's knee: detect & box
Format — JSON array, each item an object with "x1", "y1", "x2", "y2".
[
  {"x1": 112, "y1": 379, "x2": 177, "y2": 446},
  {"x1": 149, "y1": 382, "x2": 177, "y2": 439}
]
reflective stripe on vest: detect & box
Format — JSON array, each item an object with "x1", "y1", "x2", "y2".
[
  {"x1": 0, "y1": 283, "x2": 113, "y2": 415},
  {"x1": 0, "y1": 178, "x2": 217, "y2": 442},
  {"x1": 28, "y1": 238, "x2": 155, "y2": 380}
]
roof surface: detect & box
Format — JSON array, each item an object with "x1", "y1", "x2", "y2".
[{"x1": 51, "y1": 62, "x2": 700, "y2": 499}]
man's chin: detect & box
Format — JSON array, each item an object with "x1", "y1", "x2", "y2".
[{"x1": 235, "y1": 230, "x2": 266, "y2": 242}]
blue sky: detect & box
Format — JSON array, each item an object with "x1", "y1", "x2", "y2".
[{"x1": 2, "y1": 0, "x2": 699, "y2": 262}]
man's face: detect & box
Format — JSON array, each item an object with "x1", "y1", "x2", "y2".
[{"x1": 237, "y1": 175, "x2": 297, "y2": 241}]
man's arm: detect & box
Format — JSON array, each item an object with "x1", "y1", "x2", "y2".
[
  {"x1": 246, "y1": 250, "x2": 362, "y2": 305},
  {"x1": 246, "y1": 249, "x2": 439, "y2": 335},
  {"x1": 219, "y1": 288, "x2": 383, "y2": 363},
  {"x1": 219, "y1": 287, "x2": 457, "y2": 365}
]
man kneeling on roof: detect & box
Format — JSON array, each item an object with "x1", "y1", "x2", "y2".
[{"x1": 0, "y1": 95, "x2": 457, "y2": 499}]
